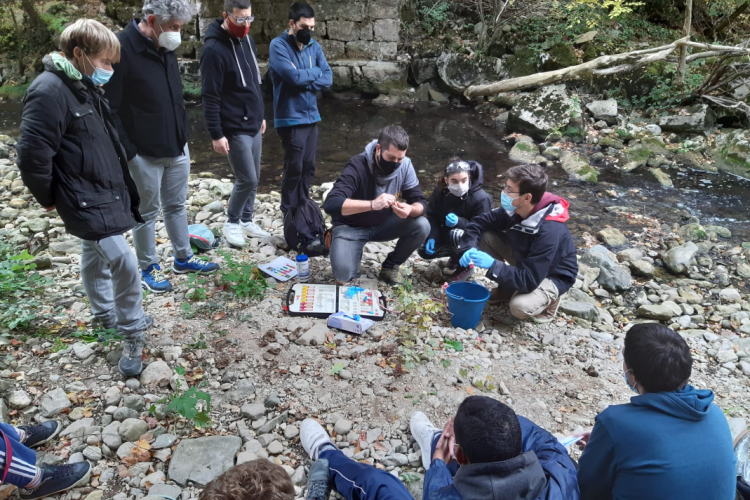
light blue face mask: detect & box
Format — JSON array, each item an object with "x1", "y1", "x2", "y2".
[
  {"x1": 84, "y1": 52, "x2": 114, "y2": 86},
  {"x1": 501, "y1": 191, "x2": 518, "y2": 212},
  {"x1": 623, "y1": 369, "x2": 639, "y2": 394}
]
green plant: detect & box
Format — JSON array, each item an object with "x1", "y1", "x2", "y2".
[
  {"x1": 185, "y1": 273, "x2": 208, "y2": 301},
  {"x1": 72, "y1": 327, "x2": 123, "y2": 346},
  {"x1": 329, "y1": 363, "x2": 344, "y2": 376},
  {"x1": 0, "y1": 245, "x2": 52, "y2": 331},
  {"x1": 168, "y1": 385, "x2": 212, "y2": 428},
  {"x1": 417, "y1": 0, "x2": 451, "y2": 34},
  {"x1": 51, "y1": 338, "x2": 66, "y2": 353},
  {"x1": 185, "y1": 333, "x2": 208, "y2": 350},
  {"x1": 218, "y1": 250, "x2": 268, "y2": 300}
]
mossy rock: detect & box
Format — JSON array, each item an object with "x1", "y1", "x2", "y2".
[
  {"x1": 582, "y1": 43, "x2": 599, "y2": 62},
  {"x1": 541, "y1": 43, "x2": 578, "y2": 72},
  {"x1": 506, "y1": 47, "x2": 539, "y2": 78},
  {"x1": 677, "y1": 223, "x2": 709, "y2": 242},
  {"x1": 641, "y1": 136, "x2": 668, "y2": 155},
  {"x1": 600, "y1": 137, "x2": 625, "y2": 150},
  {"x1": 506, "y1": 85, "x2": 584, "y2": 141},
  {"x1": 710, "y1": 129, "x2": 750, "y2": 180},
  {"x1": 561, "y1": 150, "x2": 598, "y2": 183}
]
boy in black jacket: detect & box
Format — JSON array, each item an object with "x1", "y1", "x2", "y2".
[
  {"x1": 456, "y1": 164, "x2": 578, "y2": 323},
  {"x1": 419, "y1": 159, "x2": 493, "y2": 282}
]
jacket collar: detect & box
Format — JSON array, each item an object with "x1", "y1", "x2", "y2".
[
  {"x1": 125, "y1": 19, "x2": 161, "y2": 57},
  {"x1": 453, "y1": 451, "x2": 547, "y2": 500}
]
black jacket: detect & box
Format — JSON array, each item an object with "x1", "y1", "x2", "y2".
[
  {"x1": 104, "y1": 20, "x2": 187, "y2": 159},
  {"x1": 426, "y1": 161, "x2": 493, "y2": 243},
  {"x1": 200, "y1": 19, "x2": 265, "y2": 140},
  {"x1": 457, "y1": 194, "x2": 578, "y2": 295},
  {"x1": 16, "y1": 55, "x2": 144, "y2": 241}
]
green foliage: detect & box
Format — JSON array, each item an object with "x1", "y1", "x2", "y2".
[
  {"x1": 329, "y1": 363, "x2": 345, "y2": 376},
  {"x1": 440, "y1": 358, "x2": 451, "y2": 369},
  {"x1": 569, "y1": 0, "x2": 644, "y2": 26},
  {"x1": 50, "y1": 338, "x2": 66, "y2": 353},
  {"x1": 444, "y1": 340, "x2": 463, "y2": 352},
  {"x1": 0, "y1": 244, "x2": 51, "y2": 331},
  {"x1": 417, "y1": 0, "x2": 451, "y2": 35},
  {"x1": 607, "y1": 65, "x2": 706, "y2": 110},
  {"x1": 183, "y1": 81, "x2": 202, "y2": 98},
  {"x1": 72, "y1": 327, "x2": 123, "y2": 346},
  {"x1": 218, "y1": 250, "x2": 268, "y2": 300},
  {"x1": 39, "y1": 12, "x2": 68, "y2": 34},
  {"x1": 185, "y1": 273, "x2": 208, "y2": 301},
  {"x1": 167, "y1": 386, "x2": 213, "y2": 428},
  {"x1": 185, "y1": 333, "x2": 208, "y2": 350}
]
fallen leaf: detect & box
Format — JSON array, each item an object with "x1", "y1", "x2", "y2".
[
  {"x1": 136, "y1": 439, "x2": 152, "y2": 451},
  {"x1": 466, "y1": 386, "x2": 474, "y2": 395}
]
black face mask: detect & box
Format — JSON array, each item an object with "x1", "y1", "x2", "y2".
[
  {"x1": 295, "y1": 28, "x2": 312, "y2": 45},
  {"x1": 375, "y1": 152, "x2": 401, "y2": 177}
]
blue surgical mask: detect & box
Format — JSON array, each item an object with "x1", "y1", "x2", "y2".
[
  {"x1": 623, "y1": 369, "x2": 639, "y2": 394},
  {"x1": 84, "y1": 52, "x2": 114, "y2": 86},
  {"x1": 501, "y1": 191, "x2": 518, "y2": 212}
]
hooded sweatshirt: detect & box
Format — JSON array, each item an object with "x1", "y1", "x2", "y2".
[
  {"x1": 426, "y1": 161, "x2": 493, "y2": 243},
  {"x1": 200, "y1": 19, "x2": 265, "y2": 140},
  {"x1": 322, "y1": 139, "x2": 427, "y2": 227},
  {"x1": 456, "y1": 193, "x2": 578, "y2": 295},
  {"x1": 578, "y1": 385, "x2": 736, "y2": 500}
]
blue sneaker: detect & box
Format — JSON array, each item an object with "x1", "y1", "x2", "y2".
[
  {"x1": 172, "y1": 255, "x2": 220, "y2": 274},
  {"x1": 141, "y1": 264, "x2": 173, "y2": 293}
]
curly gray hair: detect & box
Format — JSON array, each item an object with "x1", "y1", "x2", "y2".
[{"x1": 142, "y1": 0, "x2": 195, "y2": 24}]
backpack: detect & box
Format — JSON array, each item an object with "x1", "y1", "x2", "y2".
[{"x1": 284, "y1": 197, "x2": 329, "y2": 257}]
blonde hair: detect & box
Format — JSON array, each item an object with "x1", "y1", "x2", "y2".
[{"x1": 59, "y1": 19, "x2": 121, "y2": 62}]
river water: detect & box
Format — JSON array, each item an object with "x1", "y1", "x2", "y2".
[{"x1": 2, "y1": 96, "x2": 749, "y2": 240}]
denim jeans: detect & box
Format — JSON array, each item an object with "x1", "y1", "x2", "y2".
[
  {"x1": 329, "y1": 212, "x2": 430, "y2": 282},
  {"x1": 128, "y1": 144, "x2": 191, "y2": 270},
  {"x1": 80, "y1": 235, "x2": 146, "y2": 340},
  {"x1": 320, "y1": 448, "x2": 413, "y2": 500},
  {"x1": 227, "y1": 133, "x2": 262, "y2": 224}
]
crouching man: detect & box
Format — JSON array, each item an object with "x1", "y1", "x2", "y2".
[{"x1": 455, "y1": 164, "x2": 578, "y2": 323}]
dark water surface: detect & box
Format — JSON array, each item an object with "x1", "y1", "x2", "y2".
[{"x1": 2, "y1": 96, "x2": 750, "y2": 240}]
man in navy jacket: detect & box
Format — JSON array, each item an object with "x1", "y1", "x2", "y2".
[
  {"x1": 455, "y1": 164, "x2": 577, "y2": 323},
  {"x1": 268, "y1": 1, "x2": 332, "y2": 215}
]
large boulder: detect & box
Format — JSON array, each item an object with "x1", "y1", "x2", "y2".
[
  {"x1": 560, "y1": 151, "x2": 598, "y2": 183},
  {"x1": 168, "y1": 436, "x2": 242, "y2": 486},
  {"x1": 508, "y1": 141, "x2": 540, "y2": 163},
  {"x1": 581, "y1": 245, "x2": 632, "y2": 292},
  {"x1": 354, "y1": 62, "x2": 409, "y2": 94},
  {"x1": 658, "y1": 104, "x2": 715, "y2": 134},
  {"x1": 436, "y1": 52, "x2": 506, "y2": 94},
  {"x1": 712, "y1": 129, "x2": 750, "y2": 180},
  {"x1": 585, "y1": 99, "x2": 618, "y2": 125},
  {"x1": 662, "y1": 242, "x2": 699, "y2": 274},
  {"x1": 507, "y1": 85, "x2": 584, "y2": 141}
]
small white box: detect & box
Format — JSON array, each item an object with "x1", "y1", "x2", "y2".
[{"x1": 327, "y1": 311, "x2": 375, "y2": 335}]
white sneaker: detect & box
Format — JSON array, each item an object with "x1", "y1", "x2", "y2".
[
  {"x1": 301, "y1": 419, "x2": 333, "y2": 460},
  {"x1": 411, "y1": 411, "x2": 441, "y2": 470},
  {"x1": 241, "y1": 220, "x2": 270, "y2": 238},
  {"x1": 223, "y1": 222, "x2": 246, "y2": 247}
]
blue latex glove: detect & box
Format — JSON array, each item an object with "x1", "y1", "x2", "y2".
[
  {"x1": 425, "y1": 239, "x2": 436, "y2": 255},
  {"x1": 445, "y1": 213, "x2": 459, "y2": 227},
  {"x1": 460, "y1": 248, "x2": 495, "y2": 269}
]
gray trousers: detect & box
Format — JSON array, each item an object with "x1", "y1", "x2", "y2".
[
  {"x1": 330, "y1": 212, "x2": 431, "y2": 282},
  {"x1": 227, "y1": 133, "x2": 262, "y2": 224},
  {"x1": 128, "y1": 145, "x2": 192, "y2": 270},
  {"x1": 81, "y1": 235, "x2": 145, "y2": 339}
]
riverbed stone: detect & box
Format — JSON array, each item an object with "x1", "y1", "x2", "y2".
[
  {"x1": 140, "y1": 361, "x2": 173, "y2": 388},
  {"x1": 663, "y1": 242, "x2": 699, "y2": 275},
  {"x1": 637, "y1": 304, "x2": 676, "y2": 321},
  {"x1": 296, "y1": 323, "x2": 328, "y2": 346},
  {"x1": 241, "y1": 404, "x2": 265, "y2": 420},
  {"x1": 659, "y1": 104, "x2": 715, "y2": 133},
  {"x1": 508, "y1": 141, "x2": 540, "y2": 163},
  {"x1": 630, "y1": 260, "x2": 655, "y2": 278},
  {"x1": 560, "y1": 151, "x2": 597, "y2": 182},
  {"x1": 560, "y1": 301, "x2": 600, "y2": 321},
  {"x1": 40, "y1": 388, "x2": 71, "y2": 417},
  {"x1": 597, "y1": 228, "x2": 628, "y2": 247},
  {"x1": 119, "y1": 418, "x2": 149, "y2": 442},
  {"x1": 650, "y1": 168, "x2": 673, "y2": 187},
  {"x1": 436, "y1": 52, "x2": 506, "y2": 94},
  {"x1": 507, "y1": 85, "x2": 584, "y2": 142},
  {"x1": 585, "y1": 99, "x2": 617, "y2": 124},
  {"x1": 168, "y1": 435, "x2": 242, "y2": 486}
]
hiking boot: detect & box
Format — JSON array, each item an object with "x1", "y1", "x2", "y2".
[
  {"x1": 224, "y1": 222, "x2": 246, "y2": 247},
  {"x1": 240, "y1": 220, "x2": 270, "y2": 238},
  {"x1": 306, "y1": 458, "x2": 331, "y2": 500},
  {"x1": 379, "y1": 266, "x2": 403, "y2": 286},
  {"x1": 141, "y1": 264, "x2": 172, "y2": 293},
  {"x1": 173, "y1": 255, "x2": 220, "y2": 275},
  {"x1": 18, "y1": 421, "x2": 61, "y2": 448},
  {"x1": 534, "y1": 297, "x2": 561, "y2": 324},
  {"x1": 446, "y1": 257, "x2": 458, "y2": 270},
  {"x1": 119, "y1": 336, "x2": 145, "y2": 377},
  {"x1": 445, "y1": 265, "x2": 474, "y2": 283},
  {"x1": 410, "y1": 412, "x2": 441, "y2": 471},
  {"x1": 19, "y1": 462, "x2": 91, "y2": 500},
  {"x1": 300, "y1": 419, "x2": 335, "y2": 461}
]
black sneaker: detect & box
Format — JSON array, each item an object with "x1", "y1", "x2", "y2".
[
  {"x1": 446, "y1": 265, "x2": 474, "y2": 283},
  {"x1": 18, "y1": 421, "x2": 61, "y2": 448},
  {"x1": 19, "y1": 462, "x2": 91, "y2": 500},
  {"x1": 306, "y1": 458, "x2": 331, "y2": 500},
  {"x1": 119, "y1": 337, "x2": 145, "y2": 377}
]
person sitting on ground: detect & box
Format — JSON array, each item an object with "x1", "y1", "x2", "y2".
[
  {"x1": 412, "y1": 396, "x2": 579, "y2": 500},
  {"x1": 454, "y1": 164, "x2": 577, "y2": 323},
  {"x1": 418, "y1": 158, "x2": 493, "y2": 283},
  {"x1": 0, "y1": 421, "x2": 91, "y2": 500},
  {"x1": 322, "y1": 125, "x2": 430, "y2": 285},
  {"x1": 577, "y1": 323, "x2": 736, "y2": 500},
  {"x1": 199, "y1": 459, "x2": 295, "y2": 500}
]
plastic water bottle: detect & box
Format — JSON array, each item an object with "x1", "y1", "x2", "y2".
[{"x1": 296, "y1": 254, "x2": 310, "y2": 282}]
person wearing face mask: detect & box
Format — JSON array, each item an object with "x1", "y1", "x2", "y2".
[
  {"x1": 104, "y1": 0, "x2": 221, "y2": 295},
  {"x1": 322, "y1": 126, "x2": 430, "y2": 285},
  {"x1": 269, "y1": 2, "x2": 333, "y2": 216},
  {"x1": 418, "y1": 159, "x2": 493, "y2": 283},
  {"x1": 576, "y1": 323, "x2": 736, "y2": 500},
  {"x1": 452, "y1": 164, "x2": 577, "y2": 323},
  {"x1": 17, "y1": 19, "x2": 151, "y2": 381},
  {"x1": 200, "y1": 0, "x2": 270, "y2": 248}
]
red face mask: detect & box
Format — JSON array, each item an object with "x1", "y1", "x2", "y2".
[{"x1": 226, "y1": 18, "x2": 249, "y2": 38}]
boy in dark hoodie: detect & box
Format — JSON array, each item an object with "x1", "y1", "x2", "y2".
[
  {"x1": 419, "y1": 159, "x2": 493, "y2": 283},
  {"x1": 412, "y1": 397, "x2": 579, "y2": 500},
  {"x1": 577, "y1": 323, "x2": 737, "y2": 500},
  {"x1": 455, "y1": 164, "x2": 577, "y2": 323}
]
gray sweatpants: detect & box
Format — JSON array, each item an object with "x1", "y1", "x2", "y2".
[
  {"x1": 128, "y1": 145, "x2": 192, "y2": 270},
  {"x1": 81, "y1": 235, "x2": 146, "y2": 340},
  {"x1": 227, "y1": 133, "x2": 262, "y2": 224}
]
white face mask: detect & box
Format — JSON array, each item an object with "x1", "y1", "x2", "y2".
[
  {"x1": 155, "y1": 22, "x2": 182, "y2": 51},
  {"x1": 448, "y1": 181, "x2": 469, "y2": 197}
]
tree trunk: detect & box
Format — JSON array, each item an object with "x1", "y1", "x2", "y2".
[
  {"x1": 676, "y1": 0, "x2": 693, "y2": 85},
  {"x1": 714, "y1": 1, "x2": 750, "y2": 35}
]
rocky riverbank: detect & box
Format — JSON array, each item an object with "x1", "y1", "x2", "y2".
[{"x1": 0, "y1": 133, "x2": 750, "y2": 500}]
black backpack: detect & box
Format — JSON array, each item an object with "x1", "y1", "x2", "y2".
[{"x1": 284, "y1": 198, "x2": 329, "y2": 257}]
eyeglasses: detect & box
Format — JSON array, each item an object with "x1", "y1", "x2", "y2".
[
  {"x1": 445, "y1": 161, "x2": 470, "y2": 174},
  {"x1": 229, "y1": 13, "x2": 255, "y2": 24},
  {"x1": 503, "y1": 186, "x2": 520, "y2": 195}
]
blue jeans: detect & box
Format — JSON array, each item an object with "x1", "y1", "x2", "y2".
[
  {"x1": 320, "y1": 448, "x2": 412, "y2": 500},
  {"x1": 0, "y1": 423, "x2": 40, "y2": 487}
]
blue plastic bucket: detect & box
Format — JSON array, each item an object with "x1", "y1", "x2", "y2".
[{"x1": 445, "y1": 282, "x2": 491, "y2": 330}]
